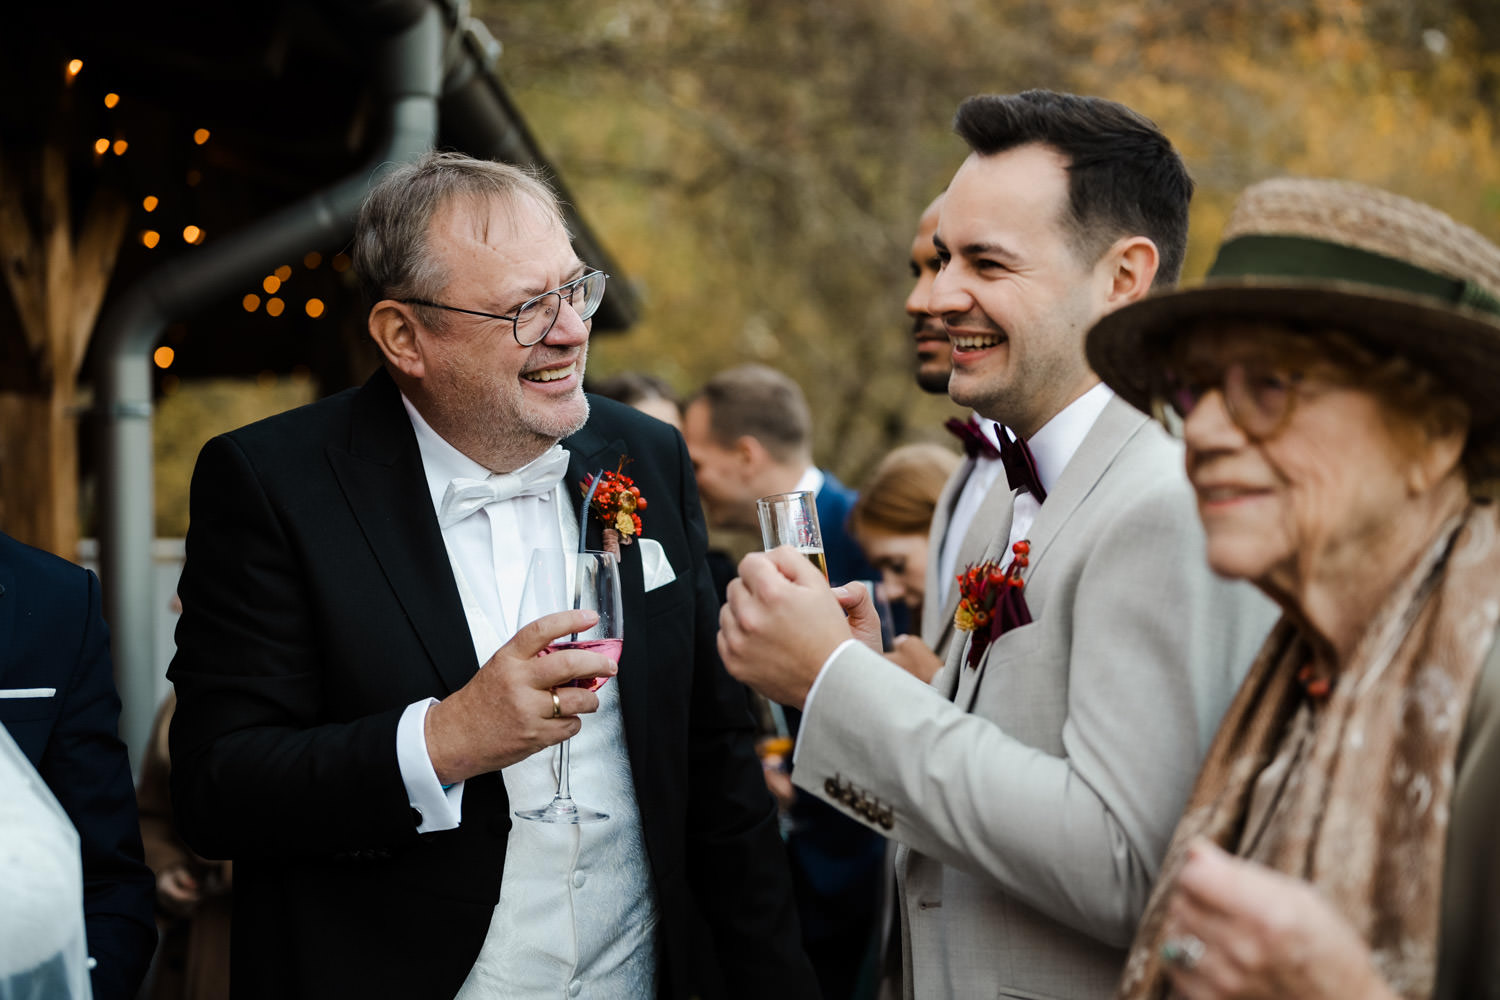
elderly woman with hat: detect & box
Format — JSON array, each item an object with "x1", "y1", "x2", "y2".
[{"x1": 1086, "y1": 177, "x2": 1500, "y2": 1000}]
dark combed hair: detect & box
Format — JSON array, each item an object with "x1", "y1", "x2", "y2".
[{"x1": 953, "y1": 90, "x2": 1194, "y2": 288}]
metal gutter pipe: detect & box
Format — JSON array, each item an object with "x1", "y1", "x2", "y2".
[{"x1": 94, "y1": 2, "x2": 443, "y2": 770}]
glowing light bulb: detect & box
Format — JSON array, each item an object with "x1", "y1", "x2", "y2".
[
  {"x1": 142, "y1": 196, "x2": 158, "y2": 212},
  {"x1": 112, "y1": 139, "x2": 128, "y2": 155},
  {"x1": 141, "y1": 230, "x2": 160, "y2": 249},
  {"x1": 93, "y1": 138, "x2": 110, "y2": 155},
  {"x1": 193, "y1": 128, "x2": 210, "y2": 145},
  {"x1": 242, "y1": 294, "x2": 261, "y2": 312},
  {"x1": 305, "y1": 298, "x2": 325, "y2": 318},
  {"x1": 267, "y1": 297, "x2": 285, "y2": 317},
  {"x1": 66, "y1": 59, "x2": 83, "y2": 78},
  {"x1": 262, "y1": 275, "x2": 281, "y2": 294},
  {"x1": 182, "y1": 225, "x2": 203, "y2": 245},
  {"x1": 153, "y1": 346, "x2": 175, "y2": 369},
  {"x1": 104, "y1": 93, "x2": 120, "y2": 108}
]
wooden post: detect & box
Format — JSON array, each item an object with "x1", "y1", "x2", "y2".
[{"x1": 0, "y1": 141, "x2": 127, "y2": 558}]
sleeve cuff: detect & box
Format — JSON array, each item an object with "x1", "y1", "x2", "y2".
[
  {"x1": 396, "y1": 699, "x2": 464, "y2": 833},
  {"x1": 792, "y1": 638, "x2": 858, "y2": 767}
]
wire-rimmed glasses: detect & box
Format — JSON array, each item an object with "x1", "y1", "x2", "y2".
[{"x1": 400, "y1": 268, "x2": 609, "y2": 346}]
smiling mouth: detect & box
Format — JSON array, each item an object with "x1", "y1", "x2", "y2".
[
  {"x1": 950, "y1": 333, "x2": 1005, "y2": 351},
  {"x1": 522, "y1": 361, "x2": 576, "y2": 383}
]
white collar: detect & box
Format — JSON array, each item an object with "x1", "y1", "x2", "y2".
[
  {"x1": 1021, "y1": 382, "x2": 1114, "y2": 493},
  {"x1": 399, "y1": 394, "x2": 570, "y2": 515},
  {"x1": 791, "y1": 465, "x2": 825, "y2": 496},
  {"x1": 402, "y1": 396, "x2": 493, "y2": 515}
]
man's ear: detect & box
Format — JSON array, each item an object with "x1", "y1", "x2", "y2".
[
  {"x1": 368, "y1": 301, "x2": 425, "y2": 379},
  {"x1": 1100, "y1": 236, "x2": 1160, "y2": 308},
  {"x1": 736, "y1": 435, "x2": 769, "y2": 480}
]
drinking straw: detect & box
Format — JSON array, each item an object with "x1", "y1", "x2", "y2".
[{"x1": 579, "y1": 468, "x2": 604, "y2": 553}]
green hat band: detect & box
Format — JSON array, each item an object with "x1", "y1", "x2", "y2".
[{"x1": 1208, "y1": 234, "x2": 1500, "y2": 320}]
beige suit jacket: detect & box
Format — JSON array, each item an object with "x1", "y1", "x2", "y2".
[{"x1": 794, "y1": 397, "x2": 1278, "y2": 999}]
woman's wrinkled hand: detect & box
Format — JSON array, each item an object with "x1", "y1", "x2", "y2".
[{"x1": 1160, "y1": 839, "x2": 1399, "y2": 1000}]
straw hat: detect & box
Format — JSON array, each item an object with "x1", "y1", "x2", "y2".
[{"x1": 1085, "y1": 177, "x2": 1500, "y2": 434}]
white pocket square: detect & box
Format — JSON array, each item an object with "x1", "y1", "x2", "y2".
[
  {"x1": 0, "y1": 688, "x2": 57, "y2": 699},
  {"x1": 640, "y1": 539, "x2": 677, "y2": 592}
]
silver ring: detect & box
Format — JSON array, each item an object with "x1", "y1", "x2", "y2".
[
  {"x1": 1160, "y1": 934, "x2": 1206, "y2": 971},
  {"x1": 550, "y1": 690, "x2": 562, "y2": 719}
]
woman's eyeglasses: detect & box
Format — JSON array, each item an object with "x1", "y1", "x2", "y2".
[{"x1": 1150, "y1": 361, "x2": 1303, "y2": 440}]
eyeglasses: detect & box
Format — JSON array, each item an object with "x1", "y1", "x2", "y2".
[
  {"x1": 1150, "y1": 361, "x2": 1304, "y2": 440},
  {"x1": 400, "y1": 269, "x2": 609, "y2": 347}
]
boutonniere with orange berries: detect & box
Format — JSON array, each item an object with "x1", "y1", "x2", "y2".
[
  {"x1": 581, "y1": 458, "x2": 647, "y2": 555},
  {"x1": 953, "y1": 540, "x2": 1033, "y2": 669}
]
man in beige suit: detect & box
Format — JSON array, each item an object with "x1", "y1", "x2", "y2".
[{"x1": 718, "y1": 90, "x2": 1278, "y2": 999}]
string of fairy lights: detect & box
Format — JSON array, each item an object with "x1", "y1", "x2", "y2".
[{"x1": 66, "y1": 56, "x2": 350, "y2": 382}]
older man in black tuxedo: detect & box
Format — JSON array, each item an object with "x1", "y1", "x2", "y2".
[{"x1": 168, "y1": 152, "x2": 817, "y2": 1000}]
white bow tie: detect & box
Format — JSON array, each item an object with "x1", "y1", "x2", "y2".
[{"x1": 437, "y1": 446, "x2": 571, "y2": 529}]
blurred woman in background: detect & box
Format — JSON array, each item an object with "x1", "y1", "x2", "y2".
[{"x1": 848, "y1": 442, "x2": 961, "y2": 638}]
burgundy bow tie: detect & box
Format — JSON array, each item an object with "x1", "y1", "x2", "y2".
[{"x1": 945, "y1": 416, "x2": 1047, "y2": 503}]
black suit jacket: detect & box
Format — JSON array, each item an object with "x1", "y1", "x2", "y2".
[
  {"x1": 168, "y1": 368, "x2": 817, "y2": 999},
  {"x1": 0, "y1": 532, "x2": 157, "y2": 1000}
]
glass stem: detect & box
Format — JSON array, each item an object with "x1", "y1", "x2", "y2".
[{"x1": 557, "y1": 738, "x2": 572, "y2": 800}]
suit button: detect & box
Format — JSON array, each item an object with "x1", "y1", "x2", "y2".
[
  {"x1": 824, "y1": 777, "x2": 841, "y2": 798},
  {"x1": 573, "y1": 871, "x2": 586, "y2": 888},
  {"x1": 568, "y1": 980, "x2": 582, "y2": 997},
  {"x1": 878, "y1": 809, "x2": 894, "y2": 830}
]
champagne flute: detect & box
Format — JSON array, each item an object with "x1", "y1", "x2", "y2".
[
  {"x1": 755, "y1": 490, "x2": 827, "y2": 578},
  {"x1": 514, "y1": 548, "x2": 622, "y2": 824}
]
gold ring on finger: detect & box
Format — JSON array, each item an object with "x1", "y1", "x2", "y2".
[{"x1": 551, "y1": 689, "x2": 562, "y2": 719}]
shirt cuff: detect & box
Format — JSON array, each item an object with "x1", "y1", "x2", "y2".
[
  {"x1": 397, "y1": 698, "x2": 464, "y2": 833},
  {"x1": 792, "y1": 638, "x2": 858, "y2": 767}
]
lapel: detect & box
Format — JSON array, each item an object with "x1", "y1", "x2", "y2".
[
  {"x1": 940, "y1": 396, "x2": 1148, "y2": 700},
  {"x1": 326, "y1": 369, "x2": 479, "y2": 696},
  {"x1": 559, "y1": 417, "x2": 650, "y2": 779}
]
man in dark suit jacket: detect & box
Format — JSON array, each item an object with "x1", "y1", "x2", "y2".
[
  {"x1": 168, "y1": 152, "x2": 816, "y2": 999},
  {"x1": 0, "y1": 532, "x2": 156, "y2": 1000}
]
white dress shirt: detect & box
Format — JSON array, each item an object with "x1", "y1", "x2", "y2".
[
  {"x1": 935, "y1": 413, "x2": 1007, "y2": 610},
  {"x1": 395, "y1": 397, "x2": 658, "y2": 999}
]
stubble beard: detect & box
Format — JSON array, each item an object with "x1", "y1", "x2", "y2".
[{"x1": 916, "y1": 366, "x2": 952, "y2": 395}]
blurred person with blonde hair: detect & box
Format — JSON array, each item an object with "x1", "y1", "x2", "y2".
[{"x1": 849, "y1": 443, "x2": 961, "y2": 645}]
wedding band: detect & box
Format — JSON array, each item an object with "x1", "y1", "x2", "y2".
[
  {"x1": 550, "y1": 690, "x2": 562, "y2": 719},
  {"x1": 1160, "y1": 934, "x2": 1206, "y2": 971}
]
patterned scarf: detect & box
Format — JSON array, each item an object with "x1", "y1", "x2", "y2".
[{"x1": 1119, "y1": 501, "x2": 1500, "y2": 1000}]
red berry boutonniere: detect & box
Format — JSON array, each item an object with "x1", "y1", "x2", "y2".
[
  {"x1": 953, "y1": 540, "x2": 1033, "y2": 669},
  {"x1": 581, "y1": 458, "x2": 647, "y2": 552}
]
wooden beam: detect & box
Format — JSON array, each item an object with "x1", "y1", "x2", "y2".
[
  {"x1": 0, "y1": 139, "x2": 127, "y2": 557},
  {"x1": 0, "y1": 151, "x2": 47, "y2": 358}
]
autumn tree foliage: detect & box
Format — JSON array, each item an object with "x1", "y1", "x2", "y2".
[{"x1": 478, "y1": 0, "x2": 1500, "y2": 500}]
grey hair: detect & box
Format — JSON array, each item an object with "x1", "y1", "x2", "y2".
[{"x1": 352, "y1": 150, "x2": 568, "y2": 322}]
